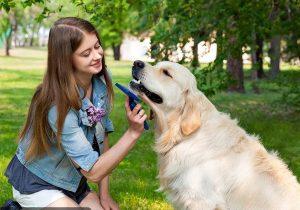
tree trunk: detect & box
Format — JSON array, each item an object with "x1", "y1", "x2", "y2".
[
  {"x1": 191, "y1": 39, "x2": 199, "y2": 67},
  {"x1": 227, "y1": 51, "x2": 245, "y2": 93},
  {"x1": 191, "y1": 31, "x2": 205, "y2": 67},
  {"x1": 251, "y1": 35, "x2": 265, "y2": 79},
  {"x1": 5, "y1": 12, "x2": 16, "y2": 56},
  {"x1": 215, "y1": 30, "x2": 224, "y2": 71},
  {"x1": 268, "y1": 0, "x2": 280, "y2": 79},
  {"x1": 226, "y1": 33, "x2": 245, "y2": 93},
  {"x1": 13, "y1": 22, "x2": 18, "y2": 48},
  {"x1": 269, "y1": 35, "x2": 281, "y2": 79},
  {"x1": 112, "y1": 44, "x2": 121, "y2": 60},
  {"x1": 30, "y1": 23, "x2": 37, "y2": 47},
  {"x1": 35, "y1": 23, "x2": 41, "y2": 47},
  {"x1": 150, "y1": 42, "x2": 159, "y2": 61},
  {"x1": 5, "y1": 26, "x2": 12, "y2": 56}
]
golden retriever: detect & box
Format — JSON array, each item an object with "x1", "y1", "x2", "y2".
[{"x1": 130, "y1": 60, "x2": 300, "y2": 210}]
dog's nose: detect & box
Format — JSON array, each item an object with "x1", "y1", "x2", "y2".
[{"x1": 133, "y1": 60, "x2": 145, "y2": 69}]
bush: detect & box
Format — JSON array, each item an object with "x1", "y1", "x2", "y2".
[
  {"x1": 275, "y1": 72, "x2": 300, "y2": 112},
  {"x1": 191, "y1": 60, "x2": 229, "y2": 97}
]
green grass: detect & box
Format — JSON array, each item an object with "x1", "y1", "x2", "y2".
[{"x1": 1, "y1": 48, "x2": 300, "y2": 209}]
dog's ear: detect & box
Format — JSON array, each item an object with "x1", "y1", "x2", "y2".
[{"x1": 180, "y1": 90, "x2": 201, "y2": 136}]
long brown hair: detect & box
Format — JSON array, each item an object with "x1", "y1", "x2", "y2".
[{"x1": 19, "y1": 17, "x2": 114, "y2": 161}]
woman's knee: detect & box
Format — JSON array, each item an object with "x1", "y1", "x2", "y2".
[
  {"x1": 46, "y1": 196, "x2": 80, "y2": 207},
  {"x1": 80, "y1": 191, "x2": 103, "y2": 210}
]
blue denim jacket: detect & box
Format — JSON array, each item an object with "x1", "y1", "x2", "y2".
[{"x1": 15, "y1": 75, "x2": 114, "y2": 192}]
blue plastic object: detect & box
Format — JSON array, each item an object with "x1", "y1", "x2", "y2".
[{"x1": 115, "y1": 83, "x2": 149, "y2": 130}]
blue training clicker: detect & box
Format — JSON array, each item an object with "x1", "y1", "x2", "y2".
[{"x1": 115, "y1": 83, "x2": 149, "y2": 130}]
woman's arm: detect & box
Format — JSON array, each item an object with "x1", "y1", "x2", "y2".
[
  {"x1": 81, "y1": 97, "x2": 147, "y2": 182},
  {"x1": 98, "y1": 134, "x2": 110, "y2": 196},
  {"x1": 98, "y1": 134, "x2": 119, "y2": 210},
  {"x1": 81, "y1": 128, "x2": 139, "y2": 182}
]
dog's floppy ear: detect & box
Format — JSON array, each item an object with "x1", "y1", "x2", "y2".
[{"x1": 180, "y1": 90, "x2": 201, "y2": 136}]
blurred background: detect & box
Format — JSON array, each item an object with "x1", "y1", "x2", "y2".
[
  {"x1": 1, "y1": 0, "x2": 300, "y2": 90},
  {"x1": 0, "y1": 0, "x2": 299, "y2": 209}
]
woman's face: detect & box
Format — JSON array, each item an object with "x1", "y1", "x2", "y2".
[{"x1": 72, "y1": 32, "x2": 104, "y2": 78}]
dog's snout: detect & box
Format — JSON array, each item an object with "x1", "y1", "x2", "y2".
[
  {"x1": 132, "y1": 60, "x2": 145, "y2": 80},
  {"x1": 133, "y1": 60, "x2": 145, "y2": 69}
]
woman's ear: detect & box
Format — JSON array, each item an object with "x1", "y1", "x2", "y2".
[{"x1": 180, "y1": 90, "x2": 201, "y2": 136}]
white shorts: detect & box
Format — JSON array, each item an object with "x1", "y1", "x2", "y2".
[{"x1": 12, "y1": 186, "x2": 66, "y2": 207}]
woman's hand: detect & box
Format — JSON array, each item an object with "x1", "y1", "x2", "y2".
[
  {"x1": 100, "y1": 193, "x2": 119, "y2": 210},
  {"x1": 125, "y1": 96, "x2": 147, "y2": 140}
]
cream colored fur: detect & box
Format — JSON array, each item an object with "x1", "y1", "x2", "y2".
[{"x1": 137, "y1": 61, "x2": 300, "y2": 210}]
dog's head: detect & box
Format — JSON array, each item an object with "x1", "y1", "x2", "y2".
[
  {"x1": 130, "y1": 60, "x2": 210, "y2": 153},
  {"x1": 131, "y1": 60, "x2": 197, "y2": 107}
]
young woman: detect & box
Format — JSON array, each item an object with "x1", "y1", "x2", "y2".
[{"x1": 5, "y1": 17, "x2": 147, "y2": 209}]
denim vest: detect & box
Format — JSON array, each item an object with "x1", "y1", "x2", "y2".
[{"x1": 15, "y1": 76, "x2": 114, "y2": 192}]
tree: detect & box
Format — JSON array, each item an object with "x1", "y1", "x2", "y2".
[
  {"x1": 147, "y1": 0, "x2": 207, "y2": 66},
  {"x1": 268, "y1": 0, "x2": 281, "y2": 79},
  {"x1": 0, "y1": 0, "x2": 45, "y2": 12},
  {"x1": 269, "y1": 35, "x2": 281, "y2": 78},
  {"x1": 251, "y1": 33, "x2": 265, "y2": 79},
  {"x1": 248, "y1": 0, "x2": 271, "y2": 80},
  {"x1": 0, "y1": 10, "x2": 14, "y2": 56},
  {"x1": 72, "y1": 0, "x2": 133, "y2": 60},
  {"x1": 0, "y1": 0, "x2": 47, "y2": 55},
  {"x1": 195, "y1": 0, "x2": 272, "y2": 91},
  {"x1": 281, "y1": 0, "x2": 300, "y2": 65}
]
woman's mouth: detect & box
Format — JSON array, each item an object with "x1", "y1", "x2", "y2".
[{"x1": 91, "y1": 61, "x2": 101, "y2": 68}]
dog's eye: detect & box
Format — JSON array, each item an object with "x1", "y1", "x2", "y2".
[{"x1": 163, "y1": 69, "x2": 172, "y2": 78}]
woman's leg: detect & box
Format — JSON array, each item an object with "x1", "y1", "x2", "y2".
[
  {"x1": 13, "y1": 186, "x2": 76, "y2": 208},
  {"x1": 46, "y1": 196, "x2": 80, "y2": 207},
  {"x1": 79, "y1": 191, "x2": 103, "y2": 210}
]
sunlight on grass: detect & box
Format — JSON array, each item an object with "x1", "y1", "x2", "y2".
[{"x1": 0, "y1": 48, "x2": 47, "y2": 71}]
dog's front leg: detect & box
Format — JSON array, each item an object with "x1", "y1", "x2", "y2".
[
  {"x1": 174, "y1": 199, "x2": 227, "y2": 210},
  {"x1": 172, "y1": 189, "x2": 228, "y2": 210}
]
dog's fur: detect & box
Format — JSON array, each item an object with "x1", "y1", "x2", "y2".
[{"x1": 134, "y1": 61, "x2": 300, "y2": 210}]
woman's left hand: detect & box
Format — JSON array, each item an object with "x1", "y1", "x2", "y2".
[{"x1": 100, "y1": 194, "x2": 119, "y2": 210}]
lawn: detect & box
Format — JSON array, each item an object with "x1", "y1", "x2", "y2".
[{"x1": 1, "y1": 48, "x2": 300, "y2": 209}]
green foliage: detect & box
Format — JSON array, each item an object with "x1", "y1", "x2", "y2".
[
  {"x1": 0, "y1": 0, "x2": 44, "y2": 12},
  {"x1": 148, "y1": 0, "x2": 204, "y2": 61},
  {"x1": 191, "y1": 57, "x2": 229, "y2": 97},
  {"x1": 135, "y1": 0, "x2": 300, "y2": 87},
  {"x1": 128, "y1": 0, "x2": 164, "y2": 36},
  {"x1": 0, "y1": 4, "x2": 48, "y2": 50},
  {"x1": 34, "y1": 6, "x2": 51, "y2": 22},
  {"x1": 0, "y1": 0, "x2": 16, "y2": 12},
  {"x1": 72, "y1": 0, "x2": 133, "y2": 49},
  {"x1": 275, "y1": 72, "x2": 300, "y2": 112},
  {"x1": 0, "y1": 13, "x2": 10, "y2": 35},
  {"x1": 20, "y1": 0, "x2": 45, "y2": 7},
  {"x1": 3, "y1": 0, "x2": 299, "y2": 65},
  {"x1": 281, "y1": 0, "x2": 300, "y2": 63}
]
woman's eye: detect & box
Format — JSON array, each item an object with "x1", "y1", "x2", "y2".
[
  {"x1": 163, "y1": 69, "x2": 172, "y2": 78},
  {"x1": 95, "y1": 45, "x2": 101, "y2": 49},
  {"x1": 83, "y1": 53, "x2": 90, "y2": 57}
]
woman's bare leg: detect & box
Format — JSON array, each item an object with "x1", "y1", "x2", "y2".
[
  {"x1": 79, "y1": 191, "x2": 103, "y2": 210},
  {"x1": 45, "y1": 196, "x2": 80, "y2": 207}
]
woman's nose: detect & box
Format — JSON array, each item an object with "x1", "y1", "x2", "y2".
[{"x1": 93, "y1": 50, "x2": 102, "y2": 60}]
